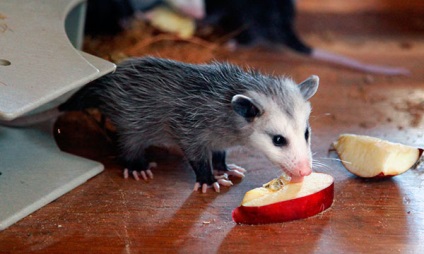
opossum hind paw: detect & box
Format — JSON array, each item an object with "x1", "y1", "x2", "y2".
[
  {"x1": 123, "y1": 162, "x2": 157, "y2": 181},
  {"x1": 192, "y1": 167, "x2": 245, "y2": 193}
]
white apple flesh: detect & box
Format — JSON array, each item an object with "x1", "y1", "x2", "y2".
[
  {"x1": 232, "y1": 173, "x2": 334, "y2": 225},
  {"x1": 333, "y1": 134, "x2": 422, "y2": 178}
]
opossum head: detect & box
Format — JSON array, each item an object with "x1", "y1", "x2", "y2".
[{"x1": 231, "y1": 75, "x2": 319, "y2": 182}]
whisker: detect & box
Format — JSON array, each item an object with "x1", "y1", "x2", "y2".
[
  {"x1": 311, "y1": 158, "x2": 332, "y2": 170},
  {"x1": 310, "y1": 113, "x2": 334, "y2": 122},
  {"x1": 316, "y1": 157, "x2": 352, "y2": 164},
  {"x1": 313, "y1": 163, "x2": 331, "y2": 170}
]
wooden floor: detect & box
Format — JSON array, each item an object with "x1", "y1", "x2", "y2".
[{"x1": 1, "y1": 1, "x2": 423, "y2": 253}]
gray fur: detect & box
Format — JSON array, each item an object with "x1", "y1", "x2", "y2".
[{"x1": 60, "y1": 57, "x2": 319, "y2": 187}]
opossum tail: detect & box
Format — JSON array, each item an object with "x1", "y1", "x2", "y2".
[
  {"x1": 283, "y1": 27, "x2": 409, "y2": 76},
  {"x1": 310, "y1": 48, "x2": 410, "y2": 76}
]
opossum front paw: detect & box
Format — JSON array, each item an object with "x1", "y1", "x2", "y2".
[
  {"x1": 193, "y1": 172, "x2": 241, "y2": 193},
  {"x1": 212, "y1": 151, "x2": 246, "y2": 179},
  {"x1": 123, "y1": 162, "x2": 157, "y2": 181},
  {"x1": 193, "y1": 182, "x2": 221, "y2": 193}
]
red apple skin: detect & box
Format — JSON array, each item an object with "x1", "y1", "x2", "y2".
[
  {"x1": 374, "y1": 172, "x2": 395, "y2": 178},
  {"x1": 232, "y1": 182, "x2": 334, "y2": 225},
  {"x1": 347, "y1": 170, "x2": 394, "y2": 179}
]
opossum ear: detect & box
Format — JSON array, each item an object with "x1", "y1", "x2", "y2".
[
  {"x1": 231, "y1": 94, "x2": 262, "y2": 120},
  {"x1": 299, "y1": 75, "x2": 319, "y2": 100}
]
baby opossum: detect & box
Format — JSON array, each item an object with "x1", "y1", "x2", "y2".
[
  {"x1": 204, "y1": 0, "x2": 409, "y2": 75},
  {"x1": 3, "y1": 57, "x2": 319, "y2": 193}
]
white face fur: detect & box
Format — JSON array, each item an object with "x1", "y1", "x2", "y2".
[{"x1": 240, "y1": 76, "x2": 319, "y2": 180}]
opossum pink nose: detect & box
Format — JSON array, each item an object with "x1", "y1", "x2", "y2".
[
  {"x1": 297, "y1": 160, "x2": 312, "y2": 177},
  {"x1": 286, "y1": 161, "x2": 312, "y2": 183}
]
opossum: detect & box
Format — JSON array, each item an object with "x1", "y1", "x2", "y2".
[
  {"x1": 204, "y1": 0, "x2": 409, "y2": 75},
  {"x1": 2, "y1": 57, "x2": 319, "y2": 193}
]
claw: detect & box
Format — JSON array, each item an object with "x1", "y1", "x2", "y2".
[
  {"x1": 228, "y1": 164, "x2": 247, "y2": 173},
  {"x1": 193, "y1": 182, "x2": 201, "y2": 192},
  {"x1": 212, "y1": 182, "x2": 220, "y2": 192},
  {"x1": 193, "y1": 178, "x2": 232, "y2": 193},
  {"x1": 202, "y1": 183, "x2": 208, "y2": 193},
  {"x1": 227, "y1": 164, "x2": 246, "y2": 178},
  {"x1": 228, "y1": 170, "x2": 245, "y2": 178},
  {"x1": 214, "y1": 173, "x2": 229, "y2": 180},
  {"x1": 214, "y1": 164, "x2": 246, "y2": 179},
  {"x1": 217, "y1": 178, "x2": 233, "y2": 187},
  {"x1": 140, "y1": 171, "x2": 148, "y2": 181},
  {"x1": 193, "y1": 182, "x2": 221, "y2": 193},
  {"x1": 123, "y1": 168, "x2": 129, "y2": 179},
  {"x1": 123, "y1": 161, "x2": 156, "y2": 181},
  {"x1": 146, "y1": 169, "x2": 154, "y2": 179},
  {"x1": 132, "y1": 171, "x2": 140, "y2": 181}
]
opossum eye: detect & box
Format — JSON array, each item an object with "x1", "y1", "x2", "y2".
[
  {"x1": 272, "y1": 135, "x2": 288, "y2": 147},
  {"x1": 305, "y1": 128, "x2": 310, "y2": 141}
]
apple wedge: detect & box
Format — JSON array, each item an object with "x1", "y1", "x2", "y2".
[
  {"x1": 333, "y1": 134, "x2": 423, "y2": 178},
  {"x1": 232, "y1": 173, "x2": 334, "y2": 225}
]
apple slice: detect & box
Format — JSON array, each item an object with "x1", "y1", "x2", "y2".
[
  {"x1": 147, "y1": 7, "x2": 195, "y2": 39},
  {"x1": 232, "y1": 173, "x2": 334, "y2": 225},
  {"x1": 333, "y1": 134, "x2": 423, "y2": 178}
]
